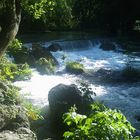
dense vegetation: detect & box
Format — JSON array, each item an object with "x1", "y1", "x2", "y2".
[
  {"x1": 20, "y1": 0, "x2": 140, "y2": 34},
  {"x1": 1, "y1": 0, "x2": 140, "y2": 34},
  {"x1": 63, "y1": 103, "x2": 137, "y2": 140}
]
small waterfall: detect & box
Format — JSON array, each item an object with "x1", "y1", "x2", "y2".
[{"x1": 44, "y1": 39, "x2": 101, "y2": 51}]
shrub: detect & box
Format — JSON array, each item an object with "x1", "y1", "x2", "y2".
[
  {"x1": 8, "y1": 38, "x2": 22, "y2": 55},
  {"x1": 63, "y1": 103, "x2": 136, "y2": 140},
  {"x1": 0, "y1": 56, "x2": 32, "y2": 82},
  {"x1": 66, "y1": 61, "x2": 84, "y2": 74}
]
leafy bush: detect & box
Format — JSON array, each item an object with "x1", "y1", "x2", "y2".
[
  {"x1": 8, "y1": 38, "x2": 22, "y2": 55},
  {"x1": 63, "y1": 103, "x2": 136, "y2": 140},
  {"x1": 66, "y1": 61, "x2": 84, "y2": 74},
  {"x1": 0, "y1": 56, "x2": 32, "y2": 82},
  {"x1": 78, "y1": 82, "x2": 96, "y2": 103},
  {"x1": 36, "y1": 57, "x2": 56, "y2": 74}
]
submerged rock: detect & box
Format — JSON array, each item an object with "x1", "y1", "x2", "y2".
[
  {"x1": 48, "y1": 83, "x2": 92, "y2": 117},
  {"x1": 100, "y1": 41, "x2": 116, "y2": 51},
  {"x1": 47, "y1": 43, "x2": 62, "y2": 52}
]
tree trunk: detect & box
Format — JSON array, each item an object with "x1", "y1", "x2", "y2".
[{"x1": 0, "y1": 0, "x2": 21, "y2": 58}]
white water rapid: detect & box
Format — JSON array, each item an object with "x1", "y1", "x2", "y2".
[{"x1": 14, "y1": 39, "x2": 140, "y2": 130}]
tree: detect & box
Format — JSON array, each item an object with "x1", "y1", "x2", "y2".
[
  {"x1": 0, "y1": 0, "x2": 21, "y2": 57},
  {"x1": 20, "y1": 0, "x2": 74, "y2": 31},
  {"x1": 72, "y1": 0, "x2": 140, "y2": 34},
  {"x1": 0, "y1": 0, "x2": 48, "y2": 58}
]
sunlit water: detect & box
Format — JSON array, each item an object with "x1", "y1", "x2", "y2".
[{"x1": 14, "y1": 40, "x2": 140, "y2": 130}]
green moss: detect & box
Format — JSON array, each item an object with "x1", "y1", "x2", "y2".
[
  {"x1": 66, "y1": 61, "x2": 84, "y2": 74},
  {"x1": 0, "y1": 104, "x2": 19, "y2": 123},
  {"x1": 3, "y1": 85, "x2": 21, "y2": 105},
  {"x1": 36, "y1": 57, "x2": 56, "y2": 74}
]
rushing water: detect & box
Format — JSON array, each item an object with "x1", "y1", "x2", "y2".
[{"x1": 14, "y1": 39, "x2": 140, "y2": 131}]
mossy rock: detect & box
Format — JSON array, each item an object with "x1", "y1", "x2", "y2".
[
  {"x1": 66, "y1": 61, "x2": 84, "y2": 74},
  {"x1": 0, "y1": 128, "x2": 37, "y2": 140},
  {"x1": 36, "y1": 57, "x2": 56, "y2": 75},
  {"x1": 13, "y1": 51, "x2": 36, "y2": 66},
  {"x1": 0, "y1": 104, "x2": 19, "y2": 130},
  {"x1": 121, "y1": 67, "x2": 140, "y2": 82}
]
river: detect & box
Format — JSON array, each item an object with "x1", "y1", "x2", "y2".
[{"x1": 14, "y1": 38, "x2": 140, "y2": 131}]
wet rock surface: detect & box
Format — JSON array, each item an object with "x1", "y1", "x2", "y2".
[
  {"x1": 0, "y1": 81, "x2": 37, "y2": 140},
  {"x1": 48, "y1": 84, "x2": 83, "y2": 116},
  {"x1": 100, "y1": 41, "x2": 116, "y2": 51}
]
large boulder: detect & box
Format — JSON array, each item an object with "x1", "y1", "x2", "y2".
[
  {"x1": 31, "y1": 43, "x2": 58, "y2": 65},
  {"x1": 48, "y1": 84, "x2": 82, "y2": 115},
  {"x1": 100, "y1": 41, "x2": 116, "y2": 51}
]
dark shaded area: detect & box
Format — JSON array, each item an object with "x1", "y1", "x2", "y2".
[{"x1": 0, "y1": 0, "x2": 139, "y2": 36}]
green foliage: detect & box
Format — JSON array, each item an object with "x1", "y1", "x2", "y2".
[
  {"x1": 8, "y1": 38, "x2": 22, "y2": 54},
  {"x1": 78, "y1": 82, "x2": 96, "y2": 103},
  {"x1": 0, "y1": 56, "x2": 32, "y2": 82},
  {"x1": 21, "y1": 0, "x2": 75, "y2": 30},
  {"x1": 2, "y1": 85, "x2": 21, "y2": 105},
  {"x1": 66, "y1": 61, "x2": 84, "y2": 74},
  {"x1": 22, "y1": 0, "x2": 47, "y2": 19},
  {"x1": 63, "y1": 103, "x2": 136, "y2": 140},
  {"x1": 36, "y1": 57, "x2": 56, "y2": 74}
]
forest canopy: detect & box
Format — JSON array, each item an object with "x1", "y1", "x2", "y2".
[
  {"x1": 0, "y1": 0, "x2": 140, "y2": 33},
  {"x1": 0, "y1": 0, "x2": 140, "y2": 57}
]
